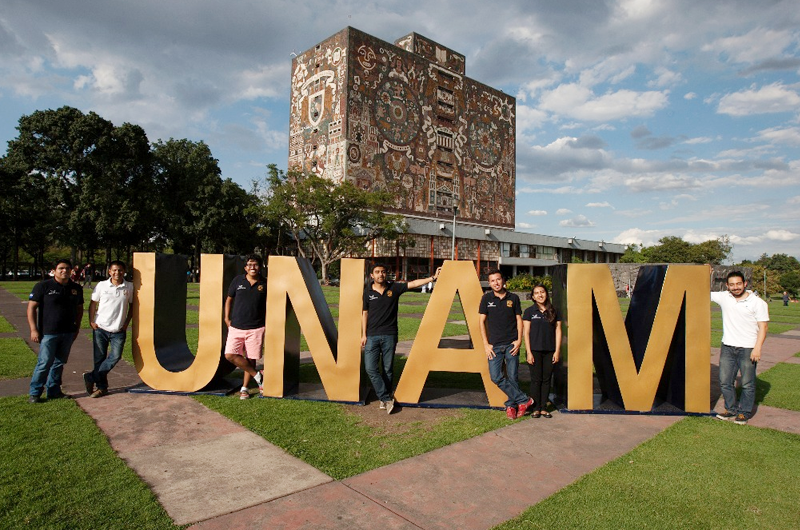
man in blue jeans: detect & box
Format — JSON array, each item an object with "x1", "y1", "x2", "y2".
[
  {"x1": 712, "y1": 270, "x2": 769, "y2": 425},
  {"x1": 83, "y1": 260, "x2": 134, "y2": 397},
  {"x1": 27, "y1": 259, "x2": 84, "y2": 403},
  {"x1": 479, "y1": 269, "x2": 533, "y2": 420},
  {"x1": 361, "y1": 263, "x2": 440, "y2": 414}
]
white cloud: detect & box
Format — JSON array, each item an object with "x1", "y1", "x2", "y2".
[
  {"x1": 539, "y1": 84, "x2": 670, "y2": 121},
  {"x1": 516, "y1": 222, "x2": 536, "y2": 229},
  {"x1": 717, "y1": 83, "x2": 800, "y2": 116},
  {"x1": 613, "y1": 228, "x2": 663, "y2": 247},
  {"x1": 684, "y1": 136, "x2": 714, "y2": 144},
  {"x1": 527, "y1": 210, "x2": 548, "y2": 216},
  {"x1": 756, "y1": 126, "x2": 800, "y2": 146},
  {"x1": 684, "y1": 92, "x2": 697, "y2": 100},
  {"x1": 586, "y1": 201, "x2": 613, "y2": 208},
  {"x1": 648, "y1": 67, "x2": 683, "y2": 88},
  {"x1": 560, "y1": 215, "x2": 594, "y2": 227},
  {"x1": 764, "y1": 229, "x2": 799, "y2": 241},
  {"x1": 702, "y1": 28, "x2": 796, "y2": 64},
  {"x1": 556, "y1": 208, "x2": 572, "y2": 215}
]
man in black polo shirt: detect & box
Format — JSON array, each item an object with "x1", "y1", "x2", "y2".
[
  {"x1": 362, "y1": 263, "x2": 441, "y2": 414},
  {"x1": 479, "y1": 269, "x2": 533, "y2": 419},
  {"x1": 224, "y1": 255, "x2": 267, "y2": 399},
  {"x1": 27, "y1": 259, "x2": 85, "y2": 403}
]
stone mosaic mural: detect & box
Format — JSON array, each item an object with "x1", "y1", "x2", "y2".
[{"x1": 290, "y1": 27, "x2": 516, "y2": 228}]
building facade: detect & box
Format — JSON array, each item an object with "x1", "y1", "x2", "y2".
[{"x1": 290, "y1": 27, "x2": 624, "y2": 280}]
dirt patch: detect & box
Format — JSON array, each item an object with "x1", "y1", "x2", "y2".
[{"x1": 342, "y1": 399, "x2": 462, "y2": 436}]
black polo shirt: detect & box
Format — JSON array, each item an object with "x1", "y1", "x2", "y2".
[
  {"x1": 227, "y1": 274, "x2": 267, "y2": 329},
  {"x1": 478, "y1": 290, "x2": 521, "y2": 345},
  {"x1": 522, "y1": 305, "x2": 561, "y2": 351},
  {"x1": 29, "y1": 278, "x2": 84, "y2": 334},
  {"x1": 363, "y1": 281, "x2": 409, "y2": 337}
]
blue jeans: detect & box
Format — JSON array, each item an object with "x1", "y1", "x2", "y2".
[
  {"x1": 364, "y1": 335, "x2": 397, "y2": 402},
  {"x1": 488, "y1": 343, "x2": 529, "y2": 408},
  {"x1": 30, "y1": 333, "x2": 75, "y2": 397},
  {"x1": 89, "y1": 328, "x2": 126, "y2": 390},
  {"x1": 719, "y1": 343, "x2": 757, "y2": 418}
]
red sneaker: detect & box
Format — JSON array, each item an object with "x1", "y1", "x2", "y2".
[
  {"x1": 506, "y1": 406, "x2": 517, "y2": 420},
  {"x1": 516, "y1": 398, "x2": 534, "y2": 418}
]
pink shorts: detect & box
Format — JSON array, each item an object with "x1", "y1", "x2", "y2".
[{"x1": 224, "y1": 326, "x2": 265, "y2": 360}]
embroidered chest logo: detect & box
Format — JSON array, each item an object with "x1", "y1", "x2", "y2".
[
  {"x1": 487, "y1": 301, "x2": 496, "y2": 308},
  {"x1": 257, "y1": 285, "x2": 264, "y2": 291},
  {"x1": 368, "y1": 294, "x2": 378, "y2": 301},
  {"x1": 237, "y1": 285, "x2": 247, "y2": 291},
  {"x1": 506, "y1": 300, "x2": 513, "y2": 307},
  {"x1": 387, "y1": 291, "x2": 393, "y2": 297}
]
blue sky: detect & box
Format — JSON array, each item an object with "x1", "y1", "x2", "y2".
[{"x1": 1, "y1": 0, "x2": 798, "y2": 262}]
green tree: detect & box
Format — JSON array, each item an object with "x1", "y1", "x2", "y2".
[
  {"x1": 255, "y1": 165, "x2": 407, "y2": 282},
  {"x1": 152, "y1": 138, "x2": 224, "y2": 270},
  {"x1": 758, "y1": 253, "x2": 800, "y2": 272},
  {"x1": 619, "y1": 244, "x2": 648, "y2": 263},
  {"x1": 779, "y1": 270, "x2": 800, "y2": 297},
  {"x1": 690, "y1": 236, "x2": 731, "y2": 265}
]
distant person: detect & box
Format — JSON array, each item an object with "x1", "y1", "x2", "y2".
[
  {"x1": 362, "y1": 263, "x2": 441, "y2": 414},
  {"x1": 27, "y1": 259, "x2": 84, "y2": 403},
  {"x1": 783, "y1": 291, "x2": 789, "y2": 306},
  {"x1": 522, "y1": 284, "x2": 561, "y2": 418},
  {"x1": 712, "y1": 271, "x2": 769, "y2": 425},
  {"x1": 83, "y1": 261, "x2": 133, "y2": 398},
  {"x1": 479, "y1": 269, "x2": 533, "y2": 420},
  {"x1": 224, "y1": 255, "x2": 267, "y2": 399},
  {"x1": 71, "y1": 265, "x2": 80, "y2": 283},
  {"x1": 81, "y1": 262, "x2": 93, "y2": 288}
]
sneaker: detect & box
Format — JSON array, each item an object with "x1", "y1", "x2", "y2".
[
  {"x1": 239, "y1": 389, "x2": 250, "y2": 400},
  {"x1": 506, "y1": 406, "x2": 517, "y2": 420},
  {"x1": 90, "y1": 389, "x2": 108, "y2": 398},
  {"x1": 28, "y1": 395, "x2": 40, "y2": 404},
  {"x1": 386, "y1": 399, "x2": 395, "y2": 415},
  {"x1": 516, "y1": 398, "x2": 534, "y2": 418},
  {"x1": 734, "y1": 414, "x2": 748, "y2": 425},
  {"x1": 83, "y1": 372, "x2": 94, "y2": 395},
  {"x1": 716, "y1": 410, "x2": 736, "y2": 421},
  {"x1": 379, "y1": 401, "x2": 386, "y2": 410},
  {"x1": 254, "y1": 371, "x2": 263, "y2": 389}
]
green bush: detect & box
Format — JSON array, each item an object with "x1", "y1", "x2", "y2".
[{"x1": 506, "y1": 274, "x2": 552, "y2": 293}]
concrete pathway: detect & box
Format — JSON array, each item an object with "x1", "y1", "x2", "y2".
[{"x1": 1, "y1": 286, "x2": 799, "y2": 528}]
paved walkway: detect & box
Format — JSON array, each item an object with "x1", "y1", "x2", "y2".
[{"x1": 1, "y1": 287, "x2": 799, "y2": 528}]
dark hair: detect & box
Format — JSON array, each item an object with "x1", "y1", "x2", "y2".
[
  {"x1": 726, "y1": 271, "x2": 745, "y2": 283},
  {"x1": 108, "y1": 260, "x2": 126, "y2": 270},
  {"x1": 486, "y1": 268, "x2": 503, "y2": 279},
  {"x1": 245, "y1": 254, "x2": 263, "y2": 267},
  {"x1": 370, "y1": 262, "x2": 387, "y2": 273},
  {"x1": 54, "y1": 258, "x2": 72, "y2": 269},
  {"x1": 532, "y1": 284, "x2": 557, "y2": 323}
]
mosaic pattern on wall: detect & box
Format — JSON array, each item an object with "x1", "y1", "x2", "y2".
[{"x1": 290, "y1": 27, "x2": 516, "y2": 228}]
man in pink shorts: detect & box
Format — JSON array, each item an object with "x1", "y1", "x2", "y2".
[{"x1": 224, "y1": 255, "x2": 267, "y2": 399}]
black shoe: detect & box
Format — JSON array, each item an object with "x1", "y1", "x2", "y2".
[
  {"x1": 83, "y1": 372, "x2": 94, "y2": 395},
  {"x1": 47, "y1": 392, "x2": 71, "y2": 400},
  {"x1": 28, "y1": 395, "x2": 40, "y2": 404}
]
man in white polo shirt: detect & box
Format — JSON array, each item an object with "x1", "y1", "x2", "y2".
[
  {"x1": 83, "y1": 261, "x2": 134, "y2": 398},
  {"x1": 711, "y1": 270, "x2": 769, "y2": 425}
]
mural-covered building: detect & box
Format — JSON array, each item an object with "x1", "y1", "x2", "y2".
[{"x1": 290, "y1": 27, "x2": 623, "y2": 280}]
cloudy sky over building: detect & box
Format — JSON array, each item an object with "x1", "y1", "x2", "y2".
[{"x1": 1, "y1": 0, "x2": 798, "y2": 261}]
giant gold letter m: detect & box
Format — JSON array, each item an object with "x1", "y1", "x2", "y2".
[{"x1": 567, "y1": 264, "x2": 710, "y2": 413}]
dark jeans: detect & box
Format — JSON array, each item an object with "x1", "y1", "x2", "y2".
[
  {"x1": 719, "y1": 343, "x2": 757, "y2": 418},
  {"x1": 89, "y1": 328, "x2": 127, "y2": 390},
  {"x1": 527, "y1": 350, "x2": 555, "y2": 410},
  {"x1": 488, "y1": 343, "x2": 528, "y2": 408},
  {"x1": 364, "y1": 335, "x2": 397, "y2": 402},
  {"x1": 30, "y1": 333, "x2": 74, "y2": 397}
]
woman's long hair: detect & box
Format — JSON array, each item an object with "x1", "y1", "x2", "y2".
[{"x1": 532, "y1": 284, "x2": 556, "y2": 324}]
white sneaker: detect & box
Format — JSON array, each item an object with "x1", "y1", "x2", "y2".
[
  {"x1": 239, "y1": 388, "x2": 250, "y2": 400},
  {"x1": 254, "y1": 372, "x2": 263, "y2": 388},
  {"x1": 379, "y1": 401, "x2": 386, "y2": 410},
  {"x1": 386, "y1": 399, "x2": 395, "y2": 414}
]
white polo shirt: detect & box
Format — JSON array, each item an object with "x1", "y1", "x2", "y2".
[
  {"x1": 710, "y1": 290, "x2": 769, "y2": 348},
  {"x1": 91, "y1": 279, "x2": 134, "y2": 333}
]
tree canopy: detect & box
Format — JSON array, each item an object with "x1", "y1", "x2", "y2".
[{"x1": 620, "y1": 236, "x2": 732, "y2": 265}]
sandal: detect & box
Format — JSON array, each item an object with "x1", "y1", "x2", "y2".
[
  {"x1": 532, "y1": 411, "x2": 541, "y2": 418},
  {"x1": 542, "y1": 411, "x2": 552, "y2": 418}
]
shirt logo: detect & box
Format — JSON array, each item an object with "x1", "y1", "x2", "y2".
[
  {"x1": 531, "y1": 313, "x2": 542, "y2": 319},
  {"x1": 71, "y1": 289, "x2": 78, "y2": 295},
  {"x1": 368, "y1": 294, "x2": 378, "y2": 301},
  {"x1": 237, "y1": 285, "x2": 247, "y2": 290},
  {"x1": 487, "y1": 302, "x2": 496, "y2": 308},
  {"x1": 257, "y1": 285, "x2": 264, "y2": 291},
  {"x1": 47, "y1": 289, "x2": 59, "y2": 295},
  {"x1": 506, "y1": 300, "x2": 513, "y2": 307},
  {"x1": 387, "y1": 291, "x2": 393, "y2": 297}
]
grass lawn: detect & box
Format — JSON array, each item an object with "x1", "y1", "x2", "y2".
[
  {"x1": 0, "y1": 338, "x2": 37, "y2": 380},
  {"x1": 495, "y1": 417, "x2": 800, "y2": 530},
  {"x1": 0, "y1": 314, "x2": 15, "y2": 332},
  {"x1": 757, "y1": 363, "x2": 800, "y2": 411},
  {"x1": 195, "y1": 395, "x2": 509, "y2": 480},
  {"x1": 0, "y1": 396, "x2": 179, "y2": 530}
]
